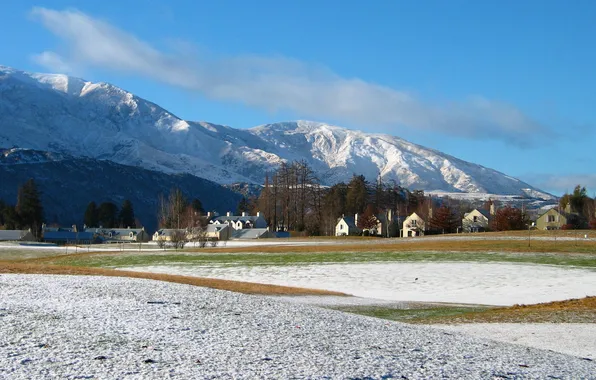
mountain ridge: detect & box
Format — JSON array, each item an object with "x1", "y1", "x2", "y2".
[{"x1": 0, "y1": 65, "x2": 553, "y2": 199}]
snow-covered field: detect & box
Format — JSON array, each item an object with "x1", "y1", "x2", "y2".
[
  {"x1": 1, "y1": 274, "x2": 594, "y2": 379},
  {"x1": 434, "y1": 324, "x2": 596, "y2": 360},
  {"x1": 120, "y1": 262, "x2": 596, "y2": 306}
]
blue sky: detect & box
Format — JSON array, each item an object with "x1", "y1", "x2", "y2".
[{"x1": 1, "y1": 0, "x2": 595, "y2": 195}]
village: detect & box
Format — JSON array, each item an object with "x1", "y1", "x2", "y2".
[{"x1": 0, "y1": 197, "x2": 590, "y2": 247}]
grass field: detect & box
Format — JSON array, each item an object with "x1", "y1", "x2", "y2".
[
  {"x1": 334, "y1": 297, "x2": 596, "y2": 324},
  {"x1": 1, "y1": 232, "x2": 595, "y2": 324},
  {"x1": 22, "y1": 248, "x2": 596, "y2": 269}
]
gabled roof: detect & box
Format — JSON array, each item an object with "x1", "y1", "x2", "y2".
[
  {"x1": 536, "y1": 206, "x2": 571, "y2": 220},
  {"x1": 464, "y1": 209, "x2": 490, "y2": 219},
  {"x1": 231, "y1": 228, "x2": 272, "y2": 239},
  {"x1": 212, "y1": 215, "x2": 261, "y2": 223},
  {"x1": 84, "y1": 228, "x2": 145, "y2": 236},
  {"x1": 154, "y1": 229, "x2": 186, "y2": 237},
  {"x1": 339, "y1": 216, "x2": 357, "y2": 228},
  {"x1": 206, "y1": 224, "x2": 228, "y2": 233},
  {"x1": 43, "y1": 231, "x2": 95, "y2": 241},
  {"x1": 405, "y1": 212, "x2": 424, "y2": 221},
  {"x1": 43, "y1": 226, "x2": 76, "y2": 232},
  {"x1": 0, "y1": 230, "x2": 30, "y2": 241}
]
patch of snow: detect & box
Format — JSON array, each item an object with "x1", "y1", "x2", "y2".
[
  {"x1": 1, "y1": 274, "x2": 594, "y2": 378},
  {"x1": 119, "y1": 262, "x2": 596, "y2": 306},
  {"x1": 433, "y1": 324, "x2": 596, "y2": 360}
]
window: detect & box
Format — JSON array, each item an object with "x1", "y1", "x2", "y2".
[
  {"x1": 340, "y1": 224, "x2": 343, "y2": 230},
  {"x1": 473, "y1": 216, "x2": 478, "y2": 222},
  {"x1": 548, "y1": 215, "x2": 556, "y2": 223},
  {"x1": 411, "y1": 219, "x2": 417, "y2": 226}
]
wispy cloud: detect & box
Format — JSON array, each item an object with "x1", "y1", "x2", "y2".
[
  {"x1": 30, "y1": 7, "x2": 552, "y2": 145},
  {"x1": 524, "y1": 173, "x2": 596, "y2": 196}
]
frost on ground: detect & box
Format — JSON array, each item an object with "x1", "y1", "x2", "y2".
[
  {"x1": 0, "y1": 275, "x2": 595, "y2": 379},
  {"x1": 433, "y1": 324, "x2": 596, "y2": 360},
  {"x1": 120, "y1": 262, "x2": 596, "y2": 306}
]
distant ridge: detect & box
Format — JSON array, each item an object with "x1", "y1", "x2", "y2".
[{"x1": 0, "y1": 65, "x2": 553, "y2": 199}]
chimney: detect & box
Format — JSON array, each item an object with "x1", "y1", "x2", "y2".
[
  {"x1": 72, "y1": 225, "x2": 77, "y2": 232},
  {"x1": 256, "y1": 211, "x2": 261, "y2": 217},
  {"x1": 242, "y1": 212, "x2": 247, "y2": 217},
  {"x1": 227, "y1": 211, "x2": 232, "y2": 217},
  {"x1": 355, "y1": 213, "x2": 359, "y2": 226},
  {"x1": 490, "y1": 202, "x2": 496, "y2": 216},
  {"x1": 207, "y1": 212, "x2": 212, "y2": 218},
  {"x1": 564, "y1": 202, "x2": 571, "y2": 214}
]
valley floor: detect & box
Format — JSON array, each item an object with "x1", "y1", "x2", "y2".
[{"x1": 1, "y1": 274, "x2": 594, "y2": 379}]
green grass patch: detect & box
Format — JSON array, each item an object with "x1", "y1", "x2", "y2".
[
  {"x1": 48, "y1": 250, "x2": 596, "y2": 269},
  {"x1": 331, "y1": 304, "x2": 493, "y2": 324}
]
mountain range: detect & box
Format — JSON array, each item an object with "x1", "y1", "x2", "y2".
[
  {"x1": 0, "y1": 65, "x2": 553, "y2": 202},
  {"x1": 0, "y1": 148, "x2": 242, "y2": 231}
]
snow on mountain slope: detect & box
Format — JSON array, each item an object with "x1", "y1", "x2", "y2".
[{"x1": 0, "y1": 66, "x2": 551, "y2": 198}]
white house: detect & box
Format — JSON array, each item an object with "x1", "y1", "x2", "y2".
[
  {"x1": 401, "y1": 212, "x2": 426, "y2": 237},
  {"x1": 462, "y1": 209, "x2": 491, "y2": 233},
  {"x1": 205, "y1": 224, "x2": 231, "y2": 241},
  {"x1": 86, "y1": 227, "x2": 150, "y2": 243},
  {"x1": 152, "y1": 229, "x2": 186, "y2": 242},
  {"x1": 209, "y1": 212, "x2": 267, "y2": 230},
  {"x1": 335, "y1": 215, "x2": 361, "y2": 236}
]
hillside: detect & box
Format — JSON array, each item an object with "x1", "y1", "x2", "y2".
[
  {"x1": 0, "y1": 148, "x2": 242, "y2": 232},
  {"x1": 0, "y1": 65, "x2": 551, "y2": 199}
]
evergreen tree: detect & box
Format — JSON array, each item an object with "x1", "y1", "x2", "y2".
[
  {"x1": 237, "y1": 197, "x2": 250, "y2": 214},
  {"x1": 15, "y1": 179, "x2": 44, "y2": 237},
  {"x1": 191, "y1": 198, "x2": 204, "y2": 214},
  {"x1": 346, "y1": 175, "x2": 368, "y2": 215},
  {"x1": 83, "y1": 201, "x2": 99, "y2": 228},
  {"x1": 0, "y1": 201, "x2": 19, "y2": 230},
  {"x1": 119, "y1": 200, "x2": 136, "y2": 228},
  {"x1": 97, "y1": 202, "x2": 118, "y2": 228}
]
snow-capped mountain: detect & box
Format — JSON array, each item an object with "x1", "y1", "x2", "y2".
[{"x1": 0, "y1": 65, "x2": 552, "y2": 199}]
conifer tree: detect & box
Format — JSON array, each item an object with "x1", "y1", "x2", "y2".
[
  {"x1": 15, "y1": 179, "x2": 44, "y2": 237},
  {"x1": 119, "y1": 200, "x2": 136, "y2": 228}
]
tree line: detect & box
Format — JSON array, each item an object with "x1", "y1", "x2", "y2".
[
  {"x1": 0, "y1": 179, "x2": 44, "y2": 237},
  {"x1": 83, "y1": 199, "x2": 137, "y2": 228}
]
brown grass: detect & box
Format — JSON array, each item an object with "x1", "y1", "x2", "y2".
[
  {"x1": 418, "y1": 296, "x2": 596, "y2": 324},
  {"x1": 15, "y1": 238, "x2": 595, "y2": 266},
  {"x1": 0, "y1": 262, "x2": 346, "y2": 296}
]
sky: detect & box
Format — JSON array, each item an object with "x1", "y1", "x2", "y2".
[{"x1": 0, "y1": 0, "x2": 594, "y2": 196}]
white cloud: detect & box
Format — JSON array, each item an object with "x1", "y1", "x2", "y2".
[
  {"x1": 30, "y1": 7, "x2": 551, "y2": 145},
  {"x1": 524, "y1": 174, "x2": 596, "y2": 196}
]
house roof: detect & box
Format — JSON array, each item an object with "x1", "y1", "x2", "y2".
[
  {"x1": 154, "y1": 229, "x2": 186, "y2": 237},
  {"x1": 0, "y1": 230, "x2": 30, "y2": 241},
  {"x1": 212, "y1": 215, "x2": 261, "y2": 223},
  {"x1": 84, "y1": 228, "x2": 145, "y2": 236},
  {"x1": 339, "y1": 216, "x2": 358, "y2": 228},
  {"x1": 206, "y1": 224, "x2": 228, "y2": 233},
  {"x1": 231, "y1": 228, "x2": 271, "y2": 239},
  {"x1": 43, "y1": 231, "x2": 95, "y2": 241},
  {"x1": 43, "y1": 226, "x2": 76, "y2": 232},
  {"x1": 536, "y1": 207, "x2": 570, "y2": 220},
  {"x1": 464, "y1": 209, "x2": 490, "y2": 219}
]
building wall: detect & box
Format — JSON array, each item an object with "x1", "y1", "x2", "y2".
[
  {"x1": 535, "y1": 209, "x2": 567, "y2": 230},
  {"x1": 462, "y1": 209, "x2": 489, "y2": 232}
]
